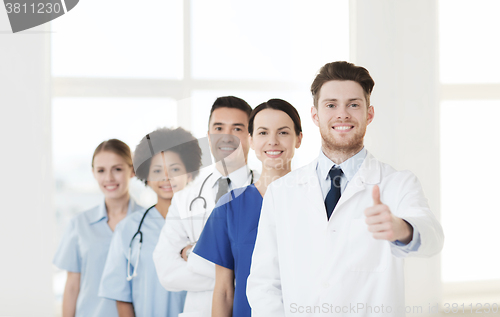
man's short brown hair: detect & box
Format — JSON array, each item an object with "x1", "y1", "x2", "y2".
[{"x1": 310, "y1": 61, "x2": 375, "y2": 108}]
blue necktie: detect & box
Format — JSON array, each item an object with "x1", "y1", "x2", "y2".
[{"x1": 325, "y1": 167, "x2": 343, "y2": 220}]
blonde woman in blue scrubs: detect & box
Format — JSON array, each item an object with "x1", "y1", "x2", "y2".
[
  {"x1": 99, "y1": 127, "x2": 202, "y2": 317},
  {"x1": 194, "y1": 99, "x2": 303, "y2": 317},
  {"x1": 53, "y1": 139, "x2": 144, "y2": 317}
]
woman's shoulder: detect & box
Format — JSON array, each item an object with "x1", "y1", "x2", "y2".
[
  {"x1": 115, "y1": 207, "x2": 152, "y2": 232},
  {"x1": 70, "y1": 204, "x2": 103, "y2": 225},
  {"x1": 206, "y1": 186, "x2": 259, "y2": 230},
  {"x1": 130, "y1": 197, "x2": 147, "y2": 213},
  {"x1": 71, "y1": 198, "x2": 144, "y2": 226},
  {"x1": 111, "y1": 208, "x2": 153, "y2": 250},
  {"x1": 217, "y1": 184, "x2": 253, "y2": 205}
]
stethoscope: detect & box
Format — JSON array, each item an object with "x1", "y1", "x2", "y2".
[
  {"x1": 188, "y1": 170, "x2": 254, "y2": 212},
  {"x1": 187, "y1": 170, "x2": 254, "y2": 244},
  {"x1": 126, "y1": 171, "x2": 254, "y2": 280},
  {"x1": 127, "y1": 205, "x2": 155, "y2": 281}
]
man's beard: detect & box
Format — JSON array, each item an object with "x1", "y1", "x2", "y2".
[{"x1": 319, "y1": 122, "x2": 366, "y2": 158}]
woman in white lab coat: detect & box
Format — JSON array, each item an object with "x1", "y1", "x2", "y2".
[{"x1": 53, "y1": 139, "x2": 144, "y2": 317}]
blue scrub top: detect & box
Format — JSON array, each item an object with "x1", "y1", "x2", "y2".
[
  {"x1": 98, "y1": 206, "x2": 186, "y2": 317},
  {"x1": 53, "y1": 198, "x2": 143, "y2": 317},
  {"x1": 194, "y1": 184, "x2": 263, "y2": 317}
]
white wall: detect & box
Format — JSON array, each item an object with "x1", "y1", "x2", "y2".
[
  {"x1": 0, "y1": 10, "x2": 54, "y2": 317},
  {"x1": 351, "y1": 0, "x2": 441, "y2": 313}
]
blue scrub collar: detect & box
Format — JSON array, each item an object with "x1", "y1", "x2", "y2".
[{"x1": 89, "y1": 197, "x2": 136, "y2": 225}]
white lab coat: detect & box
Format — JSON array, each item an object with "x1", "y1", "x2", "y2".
[
  {"x1": 153, "y1": 166, "x2": 258, "y2": 317},
  {"x1": 247, "y1": 152, "x2": 444, "y2": 317}
]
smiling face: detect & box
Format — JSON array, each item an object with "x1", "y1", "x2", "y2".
[
  {"x1": 250, "y1": 109, "x2": 302, "y2": 170},
  {"x1": 92, "y1": 151, "x2": 135, "y2": 200},
  {"x1": 311, "y1": 80, "x2": 374, "y2": 155},
  {"x1": 208, "y1": 107, "x2": 250, "y2": 170},
  {"x1": 147, "y1": 151, "x2": 191, "y2": 200}
]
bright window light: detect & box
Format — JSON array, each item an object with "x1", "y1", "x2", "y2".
[
  {"x1": 439, "y1": 0, "x2": 500, "y2": 84},
  {"x1": 440, "y1": 100, "x2": 500, "y2": 282},
  {"x1": 51, "y1": 0, "x2": 183, "y2": 79},
  {"x1": 191, "y1": 0, "x2": 349, "y2": 82}
]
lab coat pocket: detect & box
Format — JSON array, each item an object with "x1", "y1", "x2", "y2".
[{"x1": 347, "y1": 218, "x2": 389, "y2": 272}]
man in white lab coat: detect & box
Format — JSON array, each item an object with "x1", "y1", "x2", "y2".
[
  {"x1": 153, "y1": 96, "x2": 259, "y2": 317},
  {"x1": 247, "y1": 61, "x2": 444, "y2": 317}
]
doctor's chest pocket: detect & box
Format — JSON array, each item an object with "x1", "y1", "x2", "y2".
[{"x1": 347, "y1": 219, "x2": 389, "y2": 272}]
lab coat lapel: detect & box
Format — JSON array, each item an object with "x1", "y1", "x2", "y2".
[
  {"x1": 296, "y1": 159, "x2": 327, "y2": 220},
  {"x1": 333, "y1": 152, "x2": 381, "y2": 213}
]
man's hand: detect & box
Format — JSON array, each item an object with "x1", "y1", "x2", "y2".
[
  {"x1": 181, "y1": 244, "x2": 193, "y2": 261},
  {"x1": 364, "y1": 185, "x2": 413, "y2": 244}
]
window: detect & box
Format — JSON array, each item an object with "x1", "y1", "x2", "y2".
[
  {"x1": 439, "y1": 0, "x2": 500, "y2": 299},
  {"x1": 440, "y1": 100, "x2": 500, "y2": 283},
  {"x1": 439, "y1": 0, "x2": 500, "y2": 84},
  {"x1": 51, "y1": 0, "x2": 183, "y2": 79}
]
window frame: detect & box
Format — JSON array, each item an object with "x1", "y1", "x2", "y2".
[
  {"x1": 439, "y1": 22, "x2": 500, "y2": 309},
  {"x1": 51, "y1": 0, "x2": 302, "y2": 131}
]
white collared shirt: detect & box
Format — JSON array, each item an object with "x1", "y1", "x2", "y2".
[
  {"x1": 316, "y1": 147, "x2": 367, "y2": 199},
  {"x1": 210, "y1": 164, "x2": 254, "y2": 202}
]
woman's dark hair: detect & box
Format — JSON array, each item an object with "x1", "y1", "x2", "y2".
[
  {"x1": 133, "y1": 127, "x2": 202, "y2": 185},
  {"x1": 248, "y1": 99, "x2": 302, "y2": 136},
  {"x1": 92, "y1": 139, "x2": 132, "y2": 168}
]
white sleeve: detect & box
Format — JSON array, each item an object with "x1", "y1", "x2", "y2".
[
  {"x1": 186, "y1": 250, "x2": 215, "y2": 279},
  {"x1": 153, "y1": 194, "x2": 215, "y2": 292},
  {"x1": 246, "y1": 185, "x2": 286, "y2": 317},
  {"x1": 390, "y1": 171, "x2": 444, "y2": 258}
]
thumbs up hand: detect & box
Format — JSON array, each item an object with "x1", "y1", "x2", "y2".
[{"x1": 364, "y1": 185, "x2": 413, "y2": 244}]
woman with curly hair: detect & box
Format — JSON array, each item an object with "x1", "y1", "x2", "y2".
[{"x1": 99, "y1": 127, "x2": 203, "y2": 317}]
